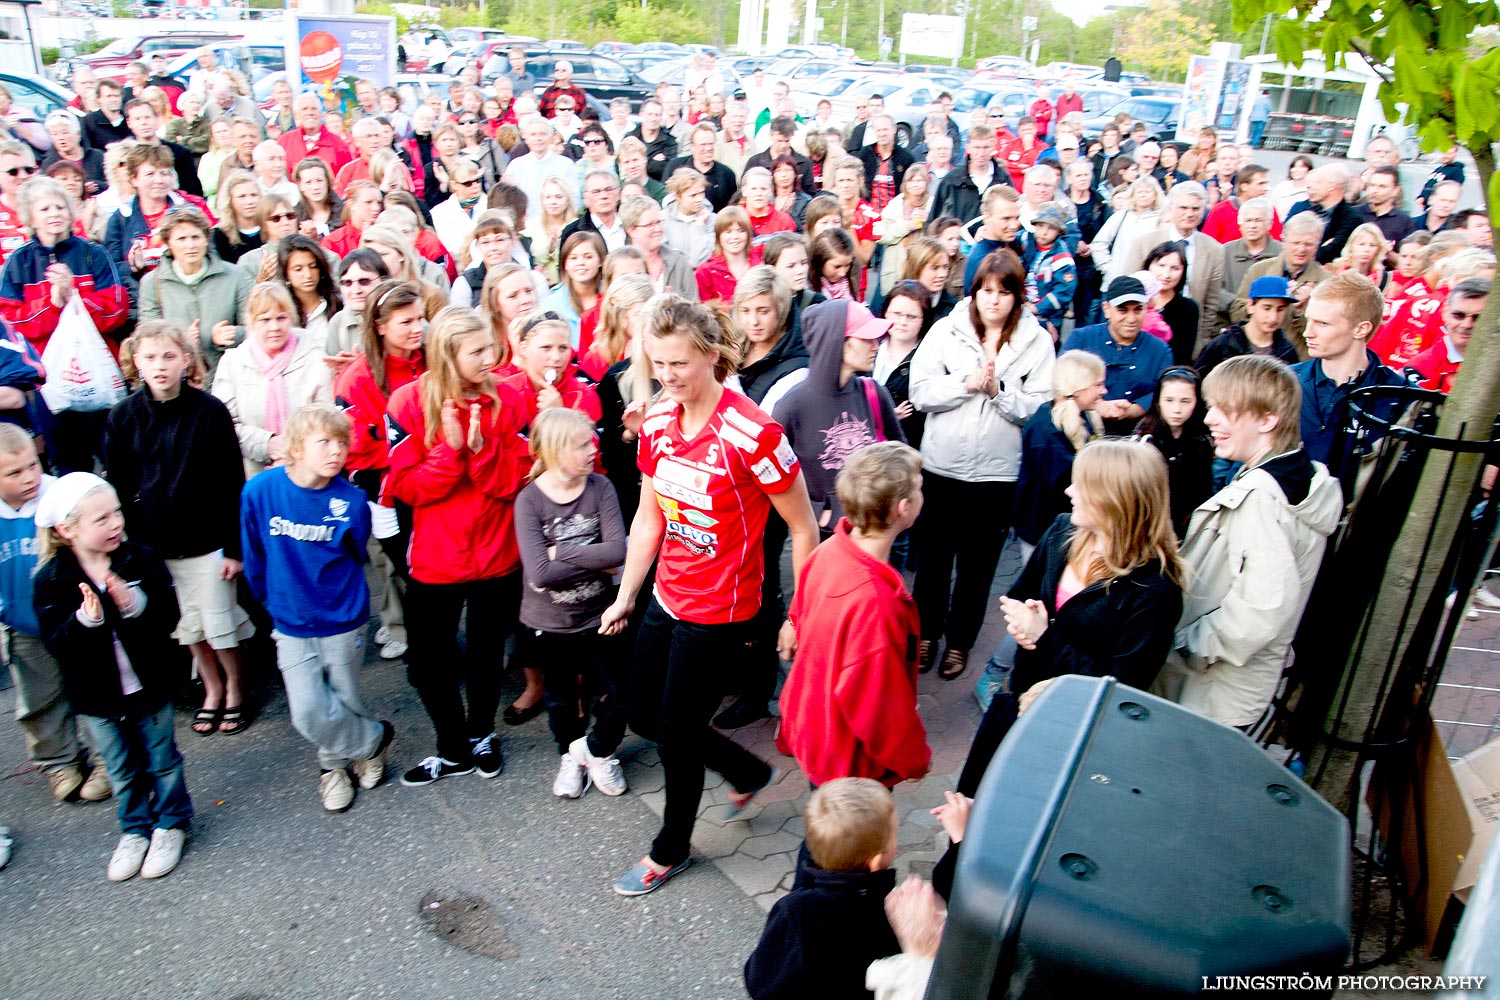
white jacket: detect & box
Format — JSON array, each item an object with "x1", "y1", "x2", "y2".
[
  {"x1": 1152, "y1": 455, "x2": 1343, "y2": 728},
  {"x1": 431, "y1": 196, "x2": 484, "y2": 262},
  {"x1": 211, "y1": 332, "x2": 335, "y2": 478},
  {"x1": 908, "y1": 305, "x2": 1054, "y2": 483}
]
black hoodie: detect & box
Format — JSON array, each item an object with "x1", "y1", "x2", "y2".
[
  {"x1": 744, "y1": 865, "x2": 900, "y2": 1000},
  {"x1": 772, "y1": 300, "x2": 903, "y2": 530},
  {"x1": 738, "y1": 320, "x2": 809, "y2": 408}
]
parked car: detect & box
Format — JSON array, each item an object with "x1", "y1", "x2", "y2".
[
  {"x1": 390, "y1": 73, "x2": 458, "y2": 114},
  {"x1": 761, "y1": 55, "x2": 845, "y2": 88},
  {"x1": 166, "y1": 43, "x2": 283, "y2": 90},
  {"x1": 949, "y1": 81, "x2": 1037, "y2": 131},
  {"x1": 1047, "y1": 82, "x2": 1131, "y2": 118},
  {"x1": 0, "y1": 71, "x2": 76, "y2": 122},
  {"x1": 1040, "y1": 61, "x2": 1104, "y2": 78},
  {"x1": 448, "y1": 28, "x2": 511, "y2": 46},
  {"x1": 682, "y1": 44, "x2": 723, "y2": 57},
  {"x1": 637, "y1": 57, "x2": 745, "y2": 94},
  {"x1": 503, "y1": 49, "x2": 654, "y2": 112},
  {"x1": 613, "y1": 50, "x2": 681, "y2": 76},
  {"x1": 439, "y1": 42, "x2": 488, "y2": 78},
  {"x1": 547, "y1": 39, "x2": 588, "y2": 50},
  {"x1": 76, "y1": 31, "x2": 241, "y2": 79},
  {"x1": 593, "y1": 41, "x2": 638, "y2": 55},
  {"x1": 901, "y1": 63, "x2": 974, "y2": 87},
  {"x1": 975, "y1": 55, "x2": 1035, "y2": 74},
  {"x1": 1079, "y1": 95, "x2": 1183, "y2": 140},
  {"x1": 637, "y1": 42, "x2": 687, "y2": 53},
  {"x1": 862, "y1": 78, "x2": 958, "y2": 146},
  {"x1": 729, "y1": 55, "x2": 772, "y2": 77}
]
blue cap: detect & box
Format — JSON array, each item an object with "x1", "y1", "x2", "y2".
[{"x1": 1248, "y1": 275, "x2": 1297, "y2": 302}]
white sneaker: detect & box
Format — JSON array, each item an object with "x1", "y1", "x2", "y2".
[
  {"x1": 1474, "y1": 588, "x2": 1500, "y2": 610},
  {"x1": 107, "y1": 833, "x2": 150, "y2": 882},
  {"x1": 139, "y1": 828, "x2": 185, "y2": 879},
  {"x1": 552, "y1": 754, "x2": 588, "y2": 799},
  {"x1": 320, "y1": 769, "x2": 355, "y2": 813},
  {"x1": 375, "y1": 625, "x2": 393, "y2": 645},
  {"x1": 569, "y1": 737, "x2": 627, "y2": 797},
  {"x1": 0, "y1": 825, "x2": 13, "y2": 870},
  {"x1": 379, "y1": 639, "x2": 408, "y2": 660}
]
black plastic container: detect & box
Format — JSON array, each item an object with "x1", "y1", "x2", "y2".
[{"x1": 927, "y1": 676, "x2": 1350, "y2": 999}]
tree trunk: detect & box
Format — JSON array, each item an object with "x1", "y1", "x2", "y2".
[{"x1": 1309, "y1": 144, "x2": 1500, "y2": 814}]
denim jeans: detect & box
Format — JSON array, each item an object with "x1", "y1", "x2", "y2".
[
  {"x1": 631, "y1": 598, "x2": 774, "y2": 867},
  {"x1": 81, "y1": 695, "x2": 193, "y2": 838}
]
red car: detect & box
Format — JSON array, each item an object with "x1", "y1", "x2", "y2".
[{"x1": 78, "y1": 32, "x2": 242, "y2": 81}]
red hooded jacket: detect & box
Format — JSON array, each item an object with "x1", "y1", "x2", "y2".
[
  {"x1": 777, "y1": 519, "x2": 930, "y2": 787},
  {"x1": 498, "y1": 365, "x2": 603, "y2": 427},
  {"x1": 382, "y1": 375, "x2": 531, "y2": 583},
  {"x1": 334, "y1": 350, "x2": 426, "y2": 472}
]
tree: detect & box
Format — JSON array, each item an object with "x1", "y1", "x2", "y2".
[
  {"x1": 1117, "y1": 0, "x2": 1212, "y2": 80},
  {"x1": 1232, "y1": 0, "x2": 1500, "y2": 814}
]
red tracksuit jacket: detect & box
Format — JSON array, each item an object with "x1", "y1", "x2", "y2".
[
  {"x1": 334, "y1": 350, "x2": 426, "y2": 472},
  {"x1": 777, "y1": 518, "x2": 930, "y2": 787},
  {"x1": 382, "y1": 375, "x2": 531, "y2": 584}
]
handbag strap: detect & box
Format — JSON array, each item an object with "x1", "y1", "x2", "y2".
[{"x1": 862, "y1": 376, "x2": 885, "y2": 442}]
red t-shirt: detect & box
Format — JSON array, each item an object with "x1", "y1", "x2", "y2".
[{"x1": 636, "y1": 388, "x2": 800, "y2": 624}]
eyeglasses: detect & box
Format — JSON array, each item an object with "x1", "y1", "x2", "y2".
[
  {"x1": 340, "y1": 276, "x2": 377, "y2": 288},
  {"x1": 267, "y1": 212, "x2": 298, "y2": 223},
  {"x1": 520, "y1": 310, "x2": 564, "y2": 336},
  {"x1": 5, "y1": 165, "x2": 35, "y2": 177}
]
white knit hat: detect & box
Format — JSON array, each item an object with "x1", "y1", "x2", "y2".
[{"x1": 35, "y1": 472, "x2": 113, "y2": 529}]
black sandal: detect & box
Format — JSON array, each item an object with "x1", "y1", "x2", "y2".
[
  {"x1": 502, "y1": 701, "x2": 544, "y2": 726},
  {"x1": 218, "y1": 706, "x2": 250, "y2": 735},
  {"x1": 191, "y1": 708, "x2": 221, "y2": 737}
]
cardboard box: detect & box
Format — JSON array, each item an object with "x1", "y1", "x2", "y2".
[
  {"x1": 1450, "y1": 737, "x2": 1500, "y2": 901},
  {"x1": 1378, "y1": 717, "x2": 1500, "y2": 955}
]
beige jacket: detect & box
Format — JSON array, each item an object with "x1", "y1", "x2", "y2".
[
  {"x1": 211, "y1": 333, "x2": 335, "y2": 477},
  {"x1": 1152, "y1": 455, "x2": 1343, "y2": 728}
]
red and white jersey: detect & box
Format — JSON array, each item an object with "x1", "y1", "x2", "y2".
[
  {"x1": 637, "y1": 387, "x2": 800, "y2": 625},
  {"x1": 0, "y1": 199, "x2": 26, "y2": 266}
]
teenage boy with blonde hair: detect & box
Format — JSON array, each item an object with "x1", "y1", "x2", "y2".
[
  {"x1": 777, "y1": 441, "x2": 931, "y2": 790},
  {"x1": 0, "y1": 425, "x2": 110, "y2": 803},
  {"x1": 1292, "y1": 272, "x2": 1407, "y2": 486},
  {"x1": 240, "y1": 405, "x2": 393, "y2": 813},
  {"x1": 1153, "y1": 355, "x2": 1342, "y2": 730},
  {"x1": 744, "y1": 778, "x2": 903, "y2": 998}
]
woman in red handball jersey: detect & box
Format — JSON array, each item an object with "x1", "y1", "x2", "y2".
[
  {"x1": 383, "y1": 306, "x2": 531, "y2": 788},
  {"x1": 600, "y1": 294, "x2": 819, "y2": 898}
]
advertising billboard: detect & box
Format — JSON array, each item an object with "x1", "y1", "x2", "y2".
[{"x1": 288, "y1": 13, "x2": 396, "y2": 115}]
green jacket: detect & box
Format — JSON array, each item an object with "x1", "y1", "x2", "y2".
[{"x1": 138, "y1": 253, "x2": 252, "y2": 387}]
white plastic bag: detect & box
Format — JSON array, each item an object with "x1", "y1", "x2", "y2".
[{"x1": 39, "y1": 295, "x2": 126, "y2": 413}]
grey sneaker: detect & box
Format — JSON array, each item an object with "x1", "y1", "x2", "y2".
[
  {"x1": 0, "y1": 825, "x2": 14, "y2": 870},
  {"x1": 612, "y1": 858, "x2": 691, "y2": 897},
  {"x1": 320, "y1": 769, "x2": 355, "y2": 813},
  {"x1": 107, "y1": 833, "x2": 150, "y2": 882},
  {"x1": 568, "y1": 737, "x2": 627, "y2": 796},
  {"x1": 140, "y1": 827, "x2": 186, "y2": 879}
]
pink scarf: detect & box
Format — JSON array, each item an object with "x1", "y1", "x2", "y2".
[{"x1": 245, "y1": 331, "x2": 298, "y2": 436}]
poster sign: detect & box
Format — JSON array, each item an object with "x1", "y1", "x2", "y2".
[
  {"x1": 1217, "y1": 59, "x2": 1253, "y2": 135},
  {"x1": 1178, "y1": 54, "x2": 1225, "y2": 139},
  {"x1": 900, "y1": 13, "x2": 964, "y2": 61},
  {"x1": 288, "y1": 13, "x2": 396, "y2": 116}
]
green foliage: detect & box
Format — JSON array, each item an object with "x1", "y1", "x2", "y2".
[
  {"x1": 1235, "y1": 0, "x2": 1500, "y2": 160},
  {"x1": 40, "y1": 46, "x2": 58, "y2": 66}
]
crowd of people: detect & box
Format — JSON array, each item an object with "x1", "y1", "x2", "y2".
[{"x1": 0, "y1": 44, "x2": 1493, "y2": 997}]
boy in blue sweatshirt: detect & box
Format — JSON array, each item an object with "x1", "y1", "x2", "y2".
[
  {"x1": 240, "y1": 405, "x2": 393, "y2": 813},
  {"x1": 0, "y1": 425, "x2": 110, "y2": 804}
]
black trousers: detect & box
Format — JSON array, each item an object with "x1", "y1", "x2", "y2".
[
  {"x1": 630, "y1": 598, "x2": 773, "y2": 867},
  {"x1": 529, "y1": 627, "x2": 630, "y2": 757},
  {"x1": 404, "y1": 573, "x2": 521, "y2": 763},
  {"x1": 912, "y1": 472, "x2": 1016, "y2": 652}
]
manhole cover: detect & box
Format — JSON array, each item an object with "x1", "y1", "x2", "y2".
[{"x1": 418, "y1": 889, "x2": 519, "y2": 961}]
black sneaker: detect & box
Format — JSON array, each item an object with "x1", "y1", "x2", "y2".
[
  {"x1": 471, "y1": 733, "x2": 504, "y2": 779},
  {"x1": 399, "y1": 756, "x2": 475, "y2": 787},
  {"x1": 713, "y1": 698, "x2": 771, "y2": 730}
]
